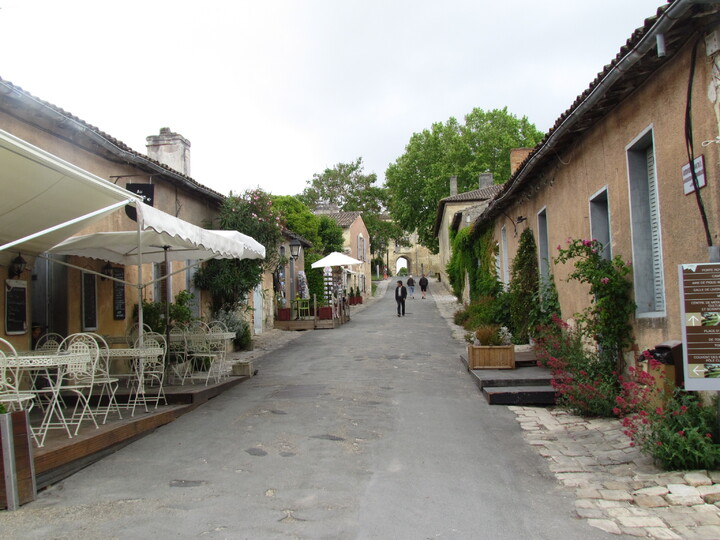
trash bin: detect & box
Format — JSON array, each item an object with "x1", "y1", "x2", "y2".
[{"x1": 644, "y1": 340, "x2": 684, "y2": 389}]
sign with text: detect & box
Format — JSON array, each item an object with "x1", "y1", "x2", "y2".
[
  {"x1": 682, "y1": 155, "x2": 706, "y2": 195},
  {"x1": 679, "y1": 263, "x2": 720, "y2": 390}
]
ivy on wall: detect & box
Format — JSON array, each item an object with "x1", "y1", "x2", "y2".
[{"x1": 509, "y1": 228, "x2": 539, "y2": 343}]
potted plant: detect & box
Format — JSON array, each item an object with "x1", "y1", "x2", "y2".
[
  {"x1": 347, "y1": 287, "x2": 355, "y2": 305},
  {"x1": 276, "y1": 296, "x2": 291, "y2": 321},
  {"x1": 317, "y1": 301, "x2": 333, "y2": 320},
  {"x1": 0, "y1": 403, "x2": 36, "y2": 509},
  {"x1": 466, "y1": 324, "x2": 515, "y2": 369}
]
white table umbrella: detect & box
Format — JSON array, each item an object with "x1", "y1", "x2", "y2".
[{"x1": 310, "y1": 252, "x2": 363, "y2": 268}]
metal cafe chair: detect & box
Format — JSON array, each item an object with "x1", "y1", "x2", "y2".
[{"x1": 0, "y1": 338, "x2": 38, "y2": 445}]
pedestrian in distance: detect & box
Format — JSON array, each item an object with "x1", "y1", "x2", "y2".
[
  {"x1": 395, "y1": 279, "x2": 407, "y2": 317},
  {"x1": 406, "y1": 275, "x2": 415, "y2": 298},
  {"x1": 419, "y1": 273, "x2": 429, "y2": 299}
]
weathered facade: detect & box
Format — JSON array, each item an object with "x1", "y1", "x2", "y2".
[
  {"x1": 434, "y1": 174, "x2": 501, "y2": 289},
  {"x1": 475, "y1": 1, "x2": 720, "y2": 360},
  {"x1": 0, "y1": 78, "x2": 227, "y2": 349},
  {"x1": 318, "y1": 211, "x2": 372, "y2": 297}
]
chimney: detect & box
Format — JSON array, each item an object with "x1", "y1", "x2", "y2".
[
  {"x1": 449, "y1": 176, "x2": 458, "y2": 196},
  {"x1": 479, "y1": 172, "x2": 493, "y2": 189},
  {"x1": 510, "y1": 148, "x2": 533, "y2": 175},
  {"x1": 146, "y1": 127, "x2": 191, "y2": 176}
]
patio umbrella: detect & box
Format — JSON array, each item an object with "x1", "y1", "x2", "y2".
[
  {"x1": 310, "y1": 252, "x2": 363, "y2": 268},
  {"x1": 49, "y1": 202, "x2": 265, "y2": 344}
]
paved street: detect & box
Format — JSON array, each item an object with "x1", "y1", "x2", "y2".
[{"x1": 0, "y1": 280, "x2": 618, "y2": 539}]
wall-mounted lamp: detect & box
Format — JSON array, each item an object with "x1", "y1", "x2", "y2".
[
  {"x1": 100, "y1": 262, "x2": 114, "y2": 281},
  {"x1": 289, "y1": 238, "x2": 301, "y2": 260},
  {"x1": 8, "y1": 254, "x2": 27, "y2": 279}
]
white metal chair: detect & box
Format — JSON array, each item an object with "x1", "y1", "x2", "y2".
[
  {"x1": 167, "y1": 327, "x2": 190, "y2": 385},
  {"x1": 35, "y1": 332, "x2": 63, "y2": 352},
  {"x1": 0, "y1": 339, "x2": 38, "y2": 445},
  {"x1": 186, "y1": 329, "x2": 219, "y2": 386},
  {"x1": 84, "y1": 333, "x2": 122, "y2": 424},
  {"x1": 129, "y1": 334, "x2": 167, "y2": 415},
  {"x1": 57, "y1": 334, "x2": 100, "y2": 434},
  {"x1": 36, "y1": 336, "x2": 98, "y2": 446}
]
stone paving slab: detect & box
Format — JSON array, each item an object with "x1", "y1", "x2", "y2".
[{"x1": 509, "y1": 405, "x2": 720, "y2": 537}]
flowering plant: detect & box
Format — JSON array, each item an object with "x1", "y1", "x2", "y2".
[
  {"x1": 621, "y1": 389, "x2": 720, "y2": 470},
  {"x1": 472, "y1": 324, "x2": 513, "y2": 346},
  {"x1": 554, "y1": 238, "x2": 635, "y2": 366}
]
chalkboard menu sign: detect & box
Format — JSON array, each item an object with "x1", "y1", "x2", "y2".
[
  {"x1": 112, "y1": 267, "x2": 126, "y2": 320},
  {"x1": 5, "y1": 279, "x2": 27, "y2": 335},
  {"x1": 82, "y1": 272, "x2": 97, "y2": 331}
]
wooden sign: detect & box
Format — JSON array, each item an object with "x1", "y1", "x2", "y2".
[{"x1": 679, "y1": 263, "x2": 720, "y2": 390}]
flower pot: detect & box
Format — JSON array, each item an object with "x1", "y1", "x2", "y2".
[
  {"x1": 317, "y1": 306, "x2": 333, "y2": 320},
  {"x1": 277, "y1": 308, "x2": 291, "y2": 321},
  {"x1": 467, "y1": 344, "x2": 515, "y2": 369},
  {"x1": 231, "y1": 361, "x2": 254, "y2": 377},
  {"x1": 0, "y1": 410, "x2": 36, "y2": 510},
  {"x1": 355, "y1": 296, "x2": 363, "y2": 304}
]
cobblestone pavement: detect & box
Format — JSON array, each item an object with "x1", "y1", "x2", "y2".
[{"x1": 431, "y1": 282, "x2": 720, "y2": 539}]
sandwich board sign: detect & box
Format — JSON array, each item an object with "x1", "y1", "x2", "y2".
[{"x1": 679, "y1": 263, "x2": 720, "y2": 390}]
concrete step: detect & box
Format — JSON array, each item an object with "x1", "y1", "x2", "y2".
[
  {"x1": 477, "y1": 375, "x2": 552, "y2": 389},
  {"x1": 483, "y1": 385, "x2": 556, "y2": 406}
]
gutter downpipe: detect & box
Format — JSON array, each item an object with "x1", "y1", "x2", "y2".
[{"x1": 480, "y1": 0, "x2": 698, "y2": 223}]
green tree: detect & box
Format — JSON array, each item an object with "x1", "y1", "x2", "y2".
[
  {"x1": 386, "y1": 107, "x2": 543, "y2": 252},
  {"x1": 509, "y1": 228, "x2": 539, "y2": 343},
  {"x1": 317, "y1": 216, "x2": 344, "y2": 255},
  {"x1": 194, "y1": 188, "x2": 283, "y2": 312},
  {"x1": 299, "y1": 157, "x2": 379, "y2": 211},
  {"x1": 272, "y1": 195, "x2": 321, "y2": 248}
]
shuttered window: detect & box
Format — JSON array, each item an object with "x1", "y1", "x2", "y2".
[
  {"x1": 537, "y1": 208, "x2": 550, "y2": 283},
  {"x1": 501, "y1": 226, "x2": 509, "y2": 290},
  {"x1": 627, "y1": 128, "x2": 665, "y2": 316}
]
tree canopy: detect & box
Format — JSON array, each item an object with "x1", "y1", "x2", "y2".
[
  {"x1": 299, "y1": 157, "x2": 405, "y2": 256},
  {"x1": 385, "y1": 107, "x2": 544, "y2": 253}
]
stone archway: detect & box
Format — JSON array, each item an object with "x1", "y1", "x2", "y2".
[{"x1": 395, "y1": 256, "x2": 409, "y2": 275}]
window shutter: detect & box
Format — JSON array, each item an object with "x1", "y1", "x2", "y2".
[{"x1": 646, "y1": 148, "x2": 664, "y2": 312}]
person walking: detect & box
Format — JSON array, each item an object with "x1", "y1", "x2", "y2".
[
  {"x1": 406, "y1": 275, "x2": 415, "y2": 298},
  {"x1": 395, "y1": 279, "x2": 407, "y2": 317},
  {"x1": 419, "y1": 273, "x2": 429, "y2": 299}
]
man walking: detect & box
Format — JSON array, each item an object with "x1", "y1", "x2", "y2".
[
  {"x1": 395, "y1": 280, "x2": 407, "y2": 317},
  {"x1": 419, "y1": 273, "x2": 429, "y2": 299},
  {"x1": 406, "y1": 275, "x2": 415, "y2": 298}
]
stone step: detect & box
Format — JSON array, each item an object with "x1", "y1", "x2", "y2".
[
  {"x1": 483, "y1": 385, "x2": 556, "y2": 406},
  {"x1": 477, "y1": 375, "x2": 553, "y2": 389}
]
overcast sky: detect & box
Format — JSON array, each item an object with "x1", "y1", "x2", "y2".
[{"x1": 0, "y1": 0, "x2": 664, "y2": 197}]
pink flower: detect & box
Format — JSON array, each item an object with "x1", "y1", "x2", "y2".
[
  {"x1": 600, "y1": 277, "x2": 609, "y2": 284},
  {"x1": 678, "y1": 430, "x2": 685, "y2": 437}
]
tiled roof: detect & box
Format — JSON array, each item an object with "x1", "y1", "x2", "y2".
[
  {"x1": 478, "y1": 0, "x2": 715, "y2": 225},
  {"x1": 433, "y1": 185, "x2": 502, "y2": 236},
  {"x1": 0, "y1": 77, "x2": 225, "y2": 203},
  {"x1": 321, "y1": 211, "x2": 362, "y2": 228}
]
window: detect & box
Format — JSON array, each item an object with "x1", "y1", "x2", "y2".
[
  {"x1": 537, "y1": 208, "x2": 550, "y2": 284},
  {"x1": 501, "y1": 226, "x2": 509, "y2": 289},
  {"x1": 81, "y1": 272, "x2": 97, "y2": 331},
  {"x1": 627, "y1": 127, "x2": 665, "y2": 316},
  {"x1": 590, "y1": 188, "x2": 612, "y2": 261},
  {"x1": 357, "y1": 235, "x2": 366, "y2": 261},
  {"x1": 154, "y1": 261, "x2": 171, "y2": 304},
  {"x1": 186, "y1": 259, "x2": 201, "y2": 318}
]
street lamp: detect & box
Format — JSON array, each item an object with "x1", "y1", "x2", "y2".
[{"x1": 289, "y1": 238, "x2": 301, "y2": 260}]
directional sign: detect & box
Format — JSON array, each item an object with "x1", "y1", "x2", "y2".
[{"x1": 679, "y1": 263, "x2": 720, "y2": 390}]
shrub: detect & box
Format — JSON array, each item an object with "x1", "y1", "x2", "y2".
[
  {"x1": 509, "y1": 228, "x2": 539, "y2": 343},
  {"x1": 213, "y1": 307, "x2": 252, "y2": 351},
  {"x1": 621, "y1": 390, "x2": 720, "y2": 470},
  {"x1": 535, "y1": 315, "x2": 619, "y2": 417},
  {"x1": 473, "y1": 324, "x2": 512, "y2": 346}
]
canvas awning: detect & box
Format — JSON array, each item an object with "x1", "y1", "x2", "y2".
[
  {"x1": 50, "y1": 203, "x2": 265, "y2": 265},
  {"x1": 0, "y1": 128, "x2": 139, "y2": 265},
  {"x1": 311, "y1": 252, "x2": 363, "y2": 268}
]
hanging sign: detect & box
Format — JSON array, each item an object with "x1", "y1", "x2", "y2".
[
  {"x1": 5, "y1": 279, "x2": 27, "y2": 335},
  {"x1": 679, "y1": 263, "x2": 720, "y2": 390},
  {"x1": 682, "y1": 155, "x2": 706, "y2": 195}
]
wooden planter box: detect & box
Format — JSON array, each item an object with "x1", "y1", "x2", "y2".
[
  {"x1": 0, "y1": 410, "x2": 36, "y2": 510},
  {"x1": 317, "y1": 307, "x2": 333, "y2": 320},
  {"x1": 467, "y1": 344, "x2": 515, "y2": 370},
  {"x1": 231, "y1": 361, "x2": 254, "y2": 377},
  {"x1": 277, "y1": 308, "x2": 291, "y2": 321}
]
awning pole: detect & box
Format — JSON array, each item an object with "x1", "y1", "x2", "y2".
[{"x1": 137, "y1": 217, "x2": 144, "y2": 347}]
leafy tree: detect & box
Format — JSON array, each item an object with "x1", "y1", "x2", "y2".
[
  {"x1": 509, "y1": 228, "x2": 539, "y2": 343},
  {"x1": 194, "y1": 188, "x2": 283, "y2": 312},
  {"x1": 317, "y1": 216, "x2": 344, "y2": 255},
  {"x1": 386, "y1": 107, "x2": 543, "y2": 252},
  {"x1": 299, "y1": 157, "x2": 379, "y2": 211},
  {"x1": 272, "y1": 195, "x2": 321, "y2": 248}
]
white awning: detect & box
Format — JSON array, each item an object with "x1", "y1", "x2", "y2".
[
  {"x1": 49, "y1": 202, "x2": 265, "y2": 265},
  {"x1": 0, "y1": 128, "x2": 139, "y2": 264},
  {"x1": 311, "y1": 251, "x2": 363, "y2": 268}
]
